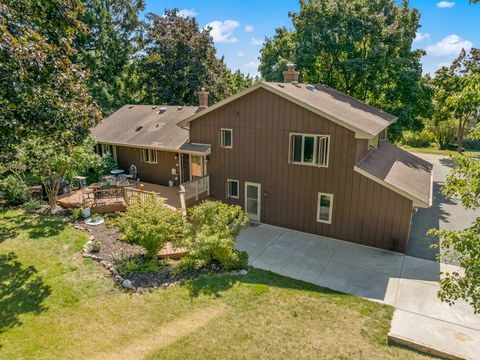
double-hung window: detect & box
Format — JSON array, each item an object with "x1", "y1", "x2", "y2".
[
  {"x1": 317, "y1": 193, "x2": 333, "y2": 224},
  {"x1": 142, "y1": 149, "x2": 157, "y2": 164},
  {"x1": 290, "y1": 133, "x2": 329, "y2": 167},
  {"x1": 220, "y1": 128, "x2": 233, "y2": 148},
  {"x1": 226, "y1": 179, "x2": 239, "y2": 198}
]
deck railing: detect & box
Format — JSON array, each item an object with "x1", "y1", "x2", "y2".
[
  {"x1": 124, "y1": 187, "x2": 157, "y2": 205},
  {"x1": 179, "y1": 175, "x2": 210, "y2": 209}
]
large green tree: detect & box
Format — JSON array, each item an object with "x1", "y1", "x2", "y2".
[
  {"x1": 259, "y1": 0, "x2": 432, "y2": 140},
  {"x1": 139, "y1": 9, "x2": 230, "y2": 106},
  {"x1": 258, "y1": 27, "x2": 296, "y2": 82},
  {"x1": 73, "y1": 0, "x2": 145, "y2": 115},
  {"x1": 0, "y1": 0, "x2": 101, "y2": 157}
]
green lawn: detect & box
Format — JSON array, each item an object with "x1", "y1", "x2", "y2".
[
  {"x1": 401, "y1": 145, "x2": 480, "y2": 158},
  {"x1": 0, "y1": 209, "x2": 430, "y2": 359}
]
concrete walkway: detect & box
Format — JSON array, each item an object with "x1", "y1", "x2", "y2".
[
  {"x1": 236, "y1": 224, "x2": 480, "y2": 359},
  {"x1": 407, "y1": 153, "x2": 479, "y2": 261}
]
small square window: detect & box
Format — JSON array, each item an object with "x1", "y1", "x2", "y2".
[
  {"x1": 220, "y1": 129, "x2": 233, "y2": 148},
  {"x1": 317, "y1": 193, "x2": 333, "y2": 224},
  {"x1": 142, "y1": 149, "x2": 157, "y2": 164},
  {"x1": 227, "y1": 179, "x2": 239, "y2": 198}
]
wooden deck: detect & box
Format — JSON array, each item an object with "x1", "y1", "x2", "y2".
[{"x1": 57, "y1": 182, "x2": 182, "y2": 213}]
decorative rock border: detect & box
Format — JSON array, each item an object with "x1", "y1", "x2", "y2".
[{"x1": 73, "y1": 222, "x2": 249, "y2": 293}]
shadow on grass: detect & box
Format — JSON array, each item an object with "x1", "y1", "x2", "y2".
[
  {"x1": 185, "y1": 267, "x2": 340, "y2": 299},
  {"x1": 0, "y1": 253, "x2": 51, "y2": 335},
  {"x1": 0, "y1": 211, "x2": 67, "y2": 241}
]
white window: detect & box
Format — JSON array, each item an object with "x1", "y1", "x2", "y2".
[
  {"x1": 96, "y1": 143, "x2": 117, "y2": 161},
  {"x1": 317, "y1": 193, "x2": 333, "y2": 224},
  {"x1": 220, "y1": 128, "x2": 233, "y2": 148},
  {"x1": 290, "y1": 133, "x2": 329, "y2": 167},
  {"x1": 226, "y1": 179, "x2": 239, "y2": 198},
  {"x1": 142, "y1": 149, "x2": 157, "y2": 164}
]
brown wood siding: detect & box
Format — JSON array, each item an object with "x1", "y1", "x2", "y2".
[
  {"x1": 189, "y1": 88, "x2": 413, "y2": 252},
  {"x1": 115, "y1": 146, "x2": 179, "y2": 186},
  {"x1": 355, "y1": 139, "x2": 369, "y2": 163}
]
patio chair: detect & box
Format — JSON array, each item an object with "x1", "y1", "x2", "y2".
[{"x1": 125, "y1": 164, "x2": 137, "y2": 180}]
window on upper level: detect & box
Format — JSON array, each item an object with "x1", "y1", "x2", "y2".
[
  {"x1": 289, "y1": 133, "x2": 329, "y2": 167},
  {"x1": 220, "y1": 128, "x2": 233, "y2": 148},
  {"x1": 142, "y1": 149, "x2": 157, "y2": 164}
]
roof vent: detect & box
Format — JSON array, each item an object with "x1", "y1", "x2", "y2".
[
  {"x1": 135, "y1": 126, "x2": 143, "y2": 132},
  {"x1": 277, "y1": 83, "x2": 285, "y2": 88},
  {"x1": 306, "y1": 84, "x2": 315, "y2": 91},
  {"x1": 295, "y1": 83, "x2": 301, "y2": 88},
  {"x1": 158, "y1": 107, "x2": 167, "y2": 114},
  {"x1": 152, "y1": 106, "x2": 157, "y2": 109},
  {"x1": 128, "y1": 105, "x2": 134, "y2": 109},
  {"x1": 178, "y1": 106, "x2": 183, "y2": 110}
]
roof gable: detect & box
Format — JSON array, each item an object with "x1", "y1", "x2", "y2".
[{"x1": 178, "y1": 81, "x2": 397, "y2": 138}]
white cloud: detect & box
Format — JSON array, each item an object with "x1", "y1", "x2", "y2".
[
  {"x1": 237, "y1": 51, "x2": 245, "y2": 57},
  {"x1": 205, "y1": 20, "x2": 240, "y2": 44},
  {"x1": 245, "y1": 24, "x2": 255, "y2": 32},
  {"x1": 426, "y1": 34, "x2": 472, "y2": 56},
  {"x1": 243, "y1": 61, "x2": 259, "y2": 70},
  {"x1": 414, "y1": 32, "x2": 430, "y2": 43},
  {"x1": 251, "y1": 37, "x2": 263, "y2": 46},
  {"x1": 437, "y1": 1, "x2": 455, "y2": 8},
  {"x1": 177, "y1": 8, "x2": 198, "y2": 18}
]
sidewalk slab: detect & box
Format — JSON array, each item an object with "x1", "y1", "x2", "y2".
[{"x1": 389, "y1": 309, "x2": 480, "y2": 360}]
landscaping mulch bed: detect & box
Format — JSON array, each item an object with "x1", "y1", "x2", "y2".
[
  {"x1": 74, "y1": 217, "x2": 239, "y2": 292},
  {"x1": 76, "y1": 220, "x2": 145, "y2": 263}
]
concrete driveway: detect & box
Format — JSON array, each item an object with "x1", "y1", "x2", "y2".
[
  {"x1": 407, "y1": 153, "x2": 479, "y2": 261},
  {"x1": 237, "y1": 224, "x2": 480, "y2": 359}
]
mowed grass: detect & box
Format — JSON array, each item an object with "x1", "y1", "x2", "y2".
[
  {"x1": 402, "y1": 145, "x2": 480, "y2": 158},
  {"x1": 0, "y1": 209, "x2": 430, "y2": 359}
]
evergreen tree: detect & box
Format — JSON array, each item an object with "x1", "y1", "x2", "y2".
[{"x1": 74, "y1": 0, "x2": 145, "y2": 115}]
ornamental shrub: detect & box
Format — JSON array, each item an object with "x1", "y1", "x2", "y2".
[
  {"x1": 1, "y1": 175, "x2": 30, "y2": 205},
  {"x1": 186, "y1": 201, "x2": 249, "y2": 270},
  {"x1": 115, "y1": 197, "x2": 189, "y2": 259}
]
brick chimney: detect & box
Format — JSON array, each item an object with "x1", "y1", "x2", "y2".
[
  {"x1": 198, "y1": 87, "x2": 209, "y2": 108},
  {"x1": 283, "y1": 63, "x2": 299, "y2": 83}
]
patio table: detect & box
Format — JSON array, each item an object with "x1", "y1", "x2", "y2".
[{"x1": 110, "y1": 169, "x2": 124, "y2": 175}]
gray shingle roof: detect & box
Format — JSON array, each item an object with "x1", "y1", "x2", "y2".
[
  {"x1": 264, "y1": 82, "x2": 397, "y2": 136},
  {"x1": 355, "y1": 142, "x2": 433, "y2": 207},
  {"x1": 178, "y1": 82, "x2": 397, "y2": 137},
  {"x1": 91, "y1": 105, "x2": 197, "y2": 151}
]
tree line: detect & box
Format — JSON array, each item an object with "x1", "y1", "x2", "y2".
[
  {"x1": 0, "y1": 0, "x2": 253, "y2": 157},
  {"x1": 258, "y1": 0, "x2": 479, "y2": 151}
]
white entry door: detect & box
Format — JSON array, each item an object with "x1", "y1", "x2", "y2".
[{"x1": 245, "y1": 182, "x2": 261, "y2": 222}]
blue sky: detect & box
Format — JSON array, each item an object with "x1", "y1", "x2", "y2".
[{"x1": 144, "y1": 0, "x2": 479, "y2": 77}]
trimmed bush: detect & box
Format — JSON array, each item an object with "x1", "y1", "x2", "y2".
[
  {"x1": 399, "y1": 130, "x2": 431, "y2": 148},
  {"x1": 115, "y1": 197, "x2": 189, "y2": 259},
  {"x1": 1, "y1": 175, "x2": 30, "y2": 205},
  {"x1": 186, "y1": 201, "x2": 249, "y2": 270}
]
